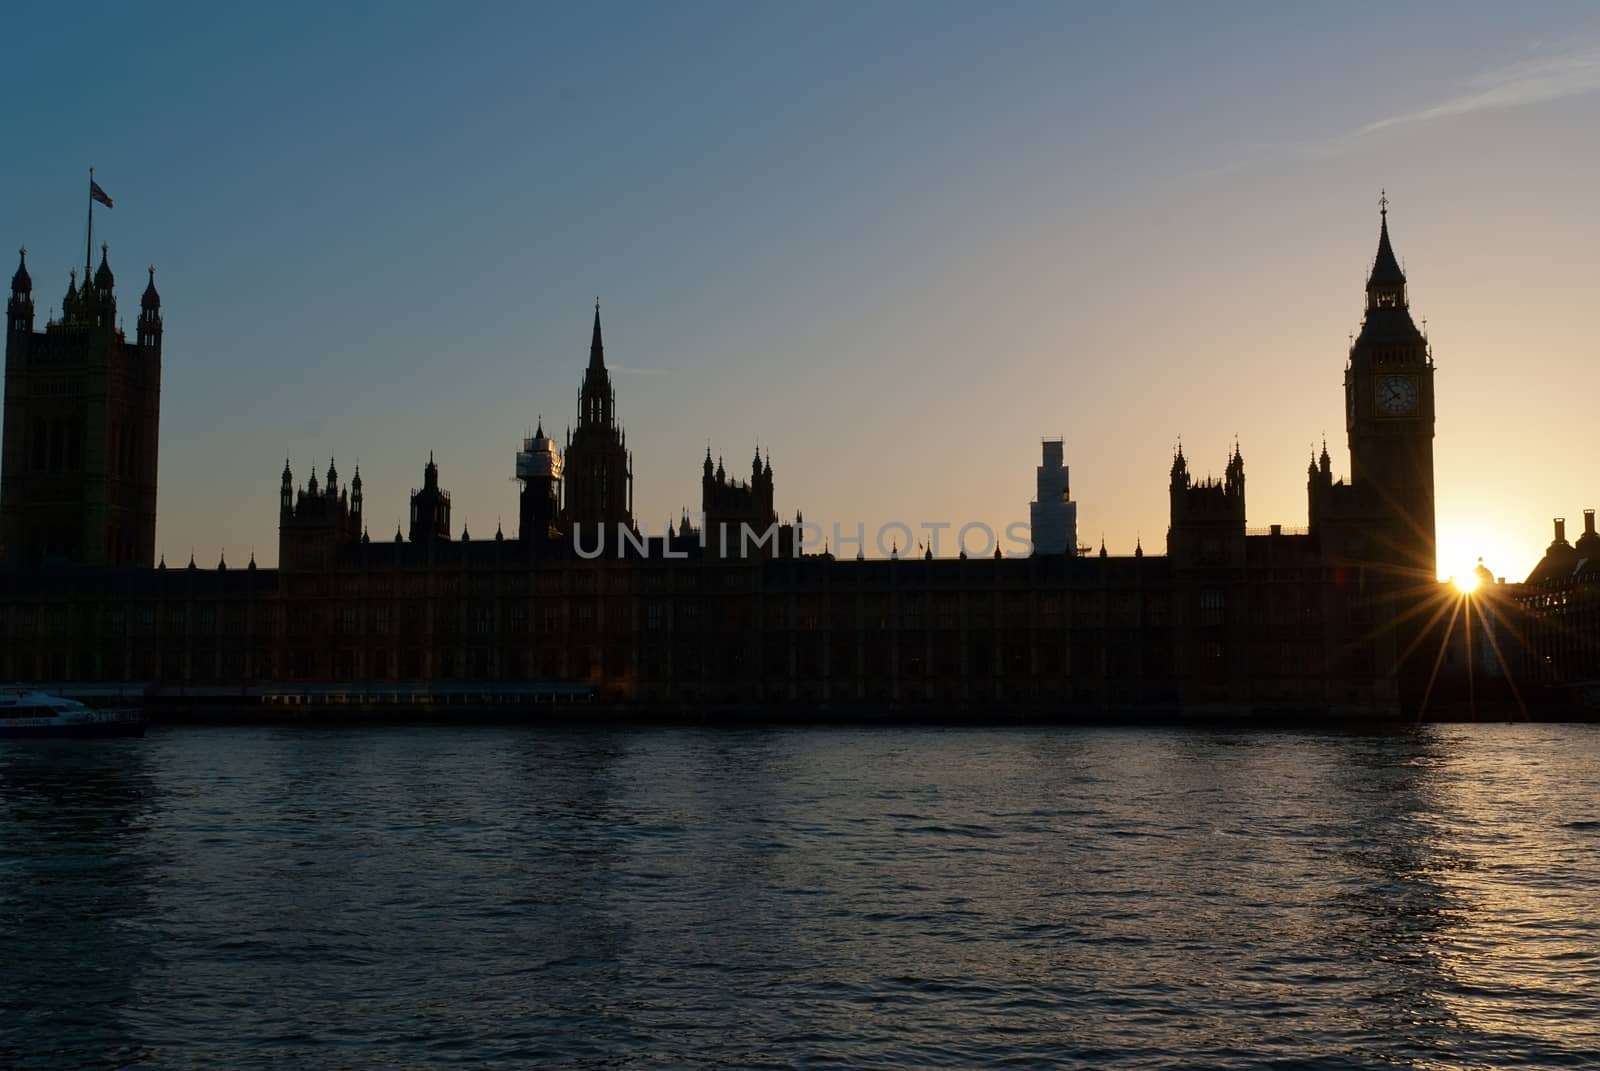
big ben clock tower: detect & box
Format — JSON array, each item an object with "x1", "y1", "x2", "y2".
[{"x1": 1344, "y1": 196, "x2": 1436, "y2": 582}]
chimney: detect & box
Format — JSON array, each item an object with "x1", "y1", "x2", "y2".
[
  {"x1": 1554, "y1": 517, "x2": 1567, "y2": 544},
  {"x1": 1586, "y1": 509, "x2": 1596, "y2": 537}
]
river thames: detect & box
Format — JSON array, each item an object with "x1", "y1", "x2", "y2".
[{"x1": 2, "y1": 724, "x2": 1597, "y2": 1069}]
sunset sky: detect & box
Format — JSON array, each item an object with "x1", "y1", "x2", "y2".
[{"x1": 3, "y1": 3, "x2": 1598, "y2": 580}]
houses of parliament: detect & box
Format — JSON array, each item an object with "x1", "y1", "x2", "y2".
[{"x1": 2, "y1": 207, "x2": 1590, "y2": 717}]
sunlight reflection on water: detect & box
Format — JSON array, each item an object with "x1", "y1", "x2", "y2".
[{"x1": 1, "y1": 723, "x2": 1597, "y2": 1069}]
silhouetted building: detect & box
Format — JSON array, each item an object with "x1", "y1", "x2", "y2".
[
  {"x1": 562, "y1": 303, "x2": 633, "y2": 534},
  {"x1": 702, "y1": 446, "x2": 779, "y2": 557},
  {"x1": 1342, "y1": 202, "x2": 1437, "y2": 583},
  {"x1": 1167, "y1": 443, "x2": 1246, "y2": 567},
  {"x1": 1516, "y1": 513, "x2": 1600, "y2": 691},
  {"x1": 2, "y1": 245, "x2": 161, "y2": 565},
  {"x1": 1, "y1": 205, "x2": 1495, "y2": 718},
  {"x1": 516, "y1": 421, "x2": 563, "y2": 546},
  {"x1": 1030, "y1": 439, "x2": 1076, "y2": 556},
  {"x1": 279, "y1": 458, "x2": 364, "y2": 572},
  {"x1": 408, "y1": 454, "x2": 451, "y2": 545}
]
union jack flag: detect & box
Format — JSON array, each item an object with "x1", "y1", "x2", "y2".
[{"x1": 90, "y1": 180, "x2": 113, "y2": 208}]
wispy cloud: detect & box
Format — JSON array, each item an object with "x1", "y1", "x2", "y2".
[
  {"x1": 1198, "y1": 44, "x2": 1600, "y2": 178},
  {"x1": 1356, "y1": 45, "x2": 1600, "y2": 136}
]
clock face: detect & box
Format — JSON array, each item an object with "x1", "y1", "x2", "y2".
[{"x1": 1375, "y1": 375, "x2": 1419, "y2": 417}]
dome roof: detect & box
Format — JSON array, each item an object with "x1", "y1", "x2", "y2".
[
  {"x1": 141, "y1": 266, "x2": 160, "y2": 309},
  {"x1": 1526, "y1": 519, "x2": 1581, "y2": 584},
  {"x1": 11, "y1": 248, "x2": 29, "y2": 293}
]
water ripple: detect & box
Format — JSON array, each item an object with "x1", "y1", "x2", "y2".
[{"x1": 1, "y1": 724, "x2": 1598, "y2": 1068}]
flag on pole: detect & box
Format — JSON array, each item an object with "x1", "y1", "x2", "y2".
[{"x1": 90, "y1": 180, "x2": 114, "y2": 208}]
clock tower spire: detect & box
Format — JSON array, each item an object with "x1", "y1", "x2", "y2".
[{"x1": 1343, "y1": 194, "x2": 1436, "y2": 581}]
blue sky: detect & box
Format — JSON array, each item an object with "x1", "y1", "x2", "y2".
[{"x1": 4, "y1": 2, "x2": 1599, "y2": 577}]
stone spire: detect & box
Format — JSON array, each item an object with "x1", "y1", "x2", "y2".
[
  {"x1": 589, "y1": 299, "x2": 605, "y2": 370},
  {"x1": 10, "y1": 247, "x2": 30, "y2": 295},
  {"x1": 1365, "y1": 192, "x2": 1409, "y2": 313}
]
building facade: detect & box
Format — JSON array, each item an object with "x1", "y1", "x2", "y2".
[
  {"x1": 561, "y1": 304, "x2": 632, "y2": 536},
  {"x1": 1030, "y1": 439, "x2": 1077, "y2": 556},
  {"x1": 1515, "y1": 513, "x2": 1600, "y2": 698},
  {"x1": 2, "y1": 246, "x2": 161, "y2": 566},
  {"x1": 2, "y1": 208, "x2": 1500, "y2": 717}
]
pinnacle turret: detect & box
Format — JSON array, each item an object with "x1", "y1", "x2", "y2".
[
  {"x1": 589, "y1": 299, "x2": 605, "y2": 370},
  {"x1": 1368, "y1": 195, "x2": 1405, "y2": 290},
  {"x1": 1365, "y1": 193, "x2": 1410, "y2": 313},
  {"x1": 94, "y1": 243, "x2": 114, "y2": 292}
]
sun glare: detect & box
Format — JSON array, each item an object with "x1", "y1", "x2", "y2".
[
  {"x1": 1437, "y1": 520, "x2": 1532, "y2": 587},
  {"x1": 1453, "y1": 572, "x2": 1481, "y2": 595}
]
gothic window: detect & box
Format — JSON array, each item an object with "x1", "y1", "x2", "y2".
[
  {"x1": 1041, "y1": 596, "x2": 1061, "y2": 623},
  {"x1": 1147, "y1": 597, "x2": 1170, "y2": 626},
  {"x1": 902, "y1": 596, "x2": 923, "y2": 629}
]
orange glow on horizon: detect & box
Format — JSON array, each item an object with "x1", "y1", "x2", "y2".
[{"x1": 1437, "y1": 519, "x2": 1527, "y2": 585}]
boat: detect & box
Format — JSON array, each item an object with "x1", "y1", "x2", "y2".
[{"x1": 0, "y1": 691, "x2": 145, "y2": 739}]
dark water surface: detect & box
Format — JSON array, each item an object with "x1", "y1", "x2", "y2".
[{"x1": 3, "y1": 725, "x2": 1599, "y2": 1069}]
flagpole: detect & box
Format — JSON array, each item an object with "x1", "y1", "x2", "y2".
[{"x1": 86, "y1": 166, "x2": 95, "y2": 281}]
